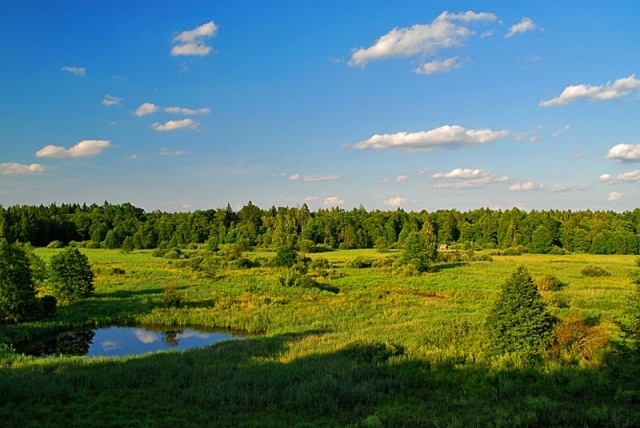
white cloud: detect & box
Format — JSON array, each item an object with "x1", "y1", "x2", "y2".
[
  {"x1": 134, "y1": 102, "x2": 159, "y2": 117},
  {"x1": 605, "y1": 143, "x2": 640, "y2": 162},
  {"x1": 505, "y1": 17, "x2": 537, "y2": 38},
  {"x1": 349, "y1": 11, "x2": 496, "y2": 70},
  {"x1": 126, "y1": 154, "x2": 138, "y2": 161},
  {"x1": 289, "y1": 174, "x2": 342, "y2": 182},
  {"x1": 540, "y1": 74, "x2": 640, "y2": 107},
  {"x1": 354, "y1": 125, "x2": 510, "y2": 152},
  {"x1": 395, "y1": 175, "x2": 408, "y2": 183},
  {"x1": 35, "y1": 140, "x2": 111, "y2": 158},
  {"x1": 600, "y1": 170, "x2": 640, "y2": 183},
  {"x1": 383, "y1": 197, "x2": 407, "y2": 206},
  {"x1": 160, "y1": 148, "x2": 187, "y2": 156},
  {"x1": 608, "y1": 191, "x2": 622, "y2": 201},
  {"x1": 432, "y1": 168, "x2": 508, "y2": 189},
  {"x1": 415, "y1": 57, "x2": 463, "y2": 75},
  {"x1": 323, "y1": 196, "x2": 344, "y2": 206},
  {"x1": 165, "y1": 106, "x2": 211, "y2": 115},
  {"x1": 509, "y1": 181, "x2": 542, "y2": 191},
  {"x1": 432, "y1": 168, "x2": 488, "y2": 179},
  {"x1": 61, "y1": 66, "x2": 86, "y2": 77},
  {"x1": 171, "y1": 21, "x2": 218, "y2": 56},
  {"x1": 101, "y1": 94, "x2": 122, "y2": 106},
  {"x1": 0, "y1": 162, "x2": 46, "y2": 175},
  {"x1": 548, "y1": 183, "x2": 588, "y2": 192},
  {"x1": 151, "y1": 118, "x2": 198, "y2": 132}
]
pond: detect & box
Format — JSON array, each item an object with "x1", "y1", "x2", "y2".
[{"x1": 13, "y1": 326, "x2": 243, "y2": 357}]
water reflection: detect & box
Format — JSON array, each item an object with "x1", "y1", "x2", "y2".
[{"x1": 14, "y1": 326, "x2": 242, "y2": 357}]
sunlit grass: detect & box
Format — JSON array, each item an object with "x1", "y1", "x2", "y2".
[{"x1": 1, "y1": 249, "x2": 638, "y2": 426}]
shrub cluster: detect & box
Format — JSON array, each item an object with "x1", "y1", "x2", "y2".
[{"x1": 581, "y1": 265, "x2": 611, "y2": 277}]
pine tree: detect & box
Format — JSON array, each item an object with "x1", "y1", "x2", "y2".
[{"x1": 486, "y1": 266, "x2": 556, "y2": 355}]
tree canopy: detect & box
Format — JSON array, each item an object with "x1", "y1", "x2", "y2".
[
  {"x1": 48, "y1": 247, "x2": 95, "y2": 302},
  {"x1": 0, "y1": 239, "x2": 38, "y2": 323}
]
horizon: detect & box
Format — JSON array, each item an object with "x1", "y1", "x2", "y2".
[{"x1": 1, "y1": 1, "x2": 639, "y2": 213}]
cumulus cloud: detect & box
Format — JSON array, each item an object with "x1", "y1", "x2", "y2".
[
  {"x1": 289, "y1": 174, "x2": 342, "y2": 182},
  {"x1": 323, "y1": 197, "x2": 344, "y2": 206},
  {"x1": 605, "y1": 143, "x2": 640, "y2": 162},
  {"x1": 61, "y1": 66, "x2": 86, "y2": 77},
  {"x1": 134, "y1": 102, "x2": 159, "y2": 117},
  {"x1": 540, "y1": 74, "x2": 640, "y2": 107},
  {"x1": 0, "y1": 162, "x2": 47, "y2": 175},
  {"x1": 600, "y1": 170, "x2": 640, "y2": 183},
  {"x1": 415, "y1": 57, "x2": 464, "y2": 75},
  {"x1": 171, "y1": 21, "x2": 218, "y2": 56},
  {"x1": 432, "y1": 168, "x2": 508, "y2": 189},
  {"x1": 383, "y1": 197, "x2": 407, "y2": 207},
  {"x1": 35, "y1": 140, "x2": 111, "y2": 158},
  {"x1": 349, "y1": 11, "x2": 496, "y2": 71},
  {"x1": 160, "y1": 148, "x2": 187, "y2": 156},
  {"x1": 505, "y1": 17, "x2": 537, "y2": 38},
  {"x1": 101, "y1": 94, "x2": 122, "y2": 106},
  {"x1": 395, "y1": 175, "x2": 409, "y2": 183},
  {"x1": 164, "y1": 106, "x2": 211, "y2": 115},
  {"x1": 608, "y1": 191, "x2": 622, "y2": 201},
  {"x1": 151, "y1": 118, "x2": 198, "y2": 131},
  {"x1": 354, "y1": 125, "x2": 510, "y2": 152}
]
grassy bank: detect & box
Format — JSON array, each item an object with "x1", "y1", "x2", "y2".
[{"x1": 1, "y1": 249, "x2": 638, "y2": 427}]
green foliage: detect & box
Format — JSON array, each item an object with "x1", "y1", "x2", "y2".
[
  {"x1": 0, "y1": 239, "x2": 38, "y2": 323},
  {"x1": 120, "y1": 236, "x2": 134, "y2": 254},
  {"x1": 581, "y1": 265, "x2": 611, "y2": 277},
  {"x1": 273, "y1": 246, "x2": 298, "y2": 268},
  {"x1": 48, "y1": 247, "x2": 95, "y2": 302},
  {"x1": 486, "y1": 266, "x2": 556, "y2": 356},
  {"x1": 626, "y1": 258, "x2": 640, "y2": 341},
  {"x1": 46, "y1": 240, "x2": 63, "y2": 249},
  {"x1": 530, "y1": 225, "x2": 553, "y2": 254},
  {"x1": 277, "y1": 268, "x2": 317, "y2": 288},
  {"x1": 536, "y1": 274, "x2": 567, "y2": 292},
  {"x1": 346, "y1": 256, "x2": 375, "y2": 269},
  {"x1": 162, "y1": 284, "x2": 182, "y2": 308},
  {"x1": 401, "y1": 232, "x2": 431, "y2": 272}
]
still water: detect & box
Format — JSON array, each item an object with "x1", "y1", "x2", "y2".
[{"x1": 14, "y1": 326, "x2": 242, "y2": 357}]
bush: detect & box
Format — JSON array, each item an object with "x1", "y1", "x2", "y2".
[
  {"x1": 162, "y1": 284, "x2": 181, "y2": 308},
  {"x1": 47, "y1": 240, "x2": 64, "y2": 249},
  {"x1": 502, "y1": 247, "x2": 522, "y2": 256},
  {"x1": 581, "y1": 265, "x2": 611, "y2": 277},
  {"x1": 273, "y1": 246, "x2": 298, "y2": 267},
  {"x1": 346, "y1": 256, "x2": 375, "y2": 269},
  {"x1": 84, "y1": 240, "x2": 100, "y2": 249},
  {"x1": 277, "y1": 269, "x2": 318, "y2": 288},
  {"x1": 486, "y1": 266, "x2": 556, "y2": 356},
  {"x1": 164, "y1": 249, "x2": 181, "y2": 260},
  {"x1": 48, "y1": 247, "x2": 95, "y2": 302},
  {"x1": 39, "y1": 295, "x2": 57, "y2": 318},
  {"x1": 550, "y1": 314, "x2": 608, "y2": 365},
  {"x1": 536, "y1": 274, "x2": 567, "y2": 291}
]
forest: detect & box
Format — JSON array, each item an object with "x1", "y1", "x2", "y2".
[{"x1": 1, "y1": 201, "x2": 639, "y2": 255}]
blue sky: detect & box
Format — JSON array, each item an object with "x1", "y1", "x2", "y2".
[{"x1": 1, "y1": 1, "x2": 639, "y2": 212}]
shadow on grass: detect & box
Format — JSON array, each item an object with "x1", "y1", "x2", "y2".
[
  {"x1": 433, "y1": 262, "x2": 467, "y2": 272},
  {"x1": 1, "y1": 331, "x2": 639, "y2": 427}
]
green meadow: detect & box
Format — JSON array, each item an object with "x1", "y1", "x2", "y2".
[{"x1": 1, "y1": 248, "x2": 639, "y2": 427}]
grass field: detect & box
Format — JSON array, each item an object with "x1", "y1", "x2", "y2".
[{"x1": 1, "y1": 248, "x2": 639, "y2": 427}]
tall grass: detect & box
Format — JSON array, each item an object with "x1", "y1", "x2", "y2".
[{"x1": 0, "y1": 249, "x2": 638, "y2": 426}]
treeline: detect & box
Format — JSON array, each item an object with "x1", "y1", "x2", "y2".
[{"x1": 0, "y1": 202, "x2": 639, "y2": 255}]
